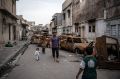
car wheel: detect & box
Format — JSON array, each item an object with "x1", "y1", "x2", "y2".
[{"x1": 75, "y1": 48, "x2": 80, "y2": 54}]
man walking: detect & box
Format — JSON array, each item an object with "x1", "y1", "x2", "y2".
[{"x1": 51, "y1": 32, "x2": 60, "y2": 62}]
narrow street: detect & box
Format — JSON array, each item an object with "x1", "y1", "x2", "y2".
[
  {"x1": 3, "y1": 45, "x2": 80, "y2": 79},
  {"x1": 0, "y1": 45, "x2": 119, "y2": 79},
  {"x1": 0, "y1": 0, "x2": 120, "y2": 79}
]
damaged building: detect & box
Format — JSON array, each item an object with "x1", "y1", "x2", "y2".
[
  {"x1": 72, "y1": 0, "x2": 120, "y2": 42},
  {"x1": 0, "y1": 0, "x2": 18, "y2": 47}
]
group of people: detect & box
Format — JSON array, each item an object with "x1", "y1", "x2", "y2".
[
  {"x1": 34, "y1": 32, "x2": 97, "y2": 79},
  {"x1": 34, "y1": 32, "x2": 60, "y2": 62}
]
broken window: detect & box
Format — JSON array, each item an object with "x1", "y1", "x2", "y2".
[
  {"x1": 67, "y1": 10, "x2": 70, "y2": 18},
  {"x1": 73, "y1": 38, "x2": 82, "y2": 43},
  {"x1": 89, "y1": 26, "x2": 92, "y2": 32},
  {"x1": 107, "y1": 44, "x2": 119, "y2": 61},
  {"x1": 63, "y1": 13, "x2": 66, "y2": 20},
  {"x1": 111, "y1": 25, "x2": 117, "y2": 37},
  {"x1": 92, "y1": 25, "x2": 95, "y2": 32},
  {"x1": 118, "y1": 24, "x2": 120, "y2": 37}
]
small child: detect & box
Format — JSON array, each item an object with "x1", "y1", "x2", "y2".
[
  {"x1": 34, "y1": 48, "x2": 40, "y2": 61},
  {"x1": 76, "y1": 47, "x2": 97, "y2": 79}
]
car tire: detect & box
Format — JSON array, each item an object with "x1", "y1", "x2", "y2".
[{"x1": 75, "y1": 48, "x2": 80, "y2": 54}]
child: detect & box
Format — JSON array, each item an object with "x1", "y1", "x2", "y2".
[
  {"x1": 34, "y1": 48, "x2": 40, "y2": 61},
  {"x1": 76, "y1": 47, "x2": 97, "y2": 79}
]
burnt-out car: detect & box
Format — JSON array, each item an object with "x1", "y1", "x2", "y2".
[
  {"x1": 60, "y1": 36, "x2": 89, "y2": 54},
  {"x1": 96, "y1": 35, "x2": 120, "y2": 69}
]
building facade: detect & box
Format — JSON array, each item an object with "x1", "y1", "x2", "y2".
[
  {"x1": 105, "y1": 0, "x2": 120, "y2": 42},
  {"x1": 62, "y1": 0, "x2": 73, "y2": 34},
  {"x1": 51, "y1": 13, "x2": 62, "y2": 35},
  {"x1": 0, "y1": 0, "x2": 18, "y2": 47},
  {"x1": 75, "y1": 0, "x2": 120, "y2": 42},
  {"x1": 72, "y1": 0, "x2": 106, "y2": 42},
  {"x1": 17, "y1": 15, "x2": 30, "y2": 41},
  {"x1": 72, "y1": 0, "x2": 81, "y2": 35}
]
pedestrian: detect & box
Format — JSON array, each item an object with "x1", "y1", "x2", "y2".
[
  {"x1": 51, "y1": 32, "x2": 60, "y2": 62},
  {"x1": 41, "y1": 36, "x2": 46, "y2": 54},
  {"x1": 34, "y1": 48, "x2": 40, "y2": 61},
  {"x1": 76, "y1": 47, "x2": 97, "y2": 79}
]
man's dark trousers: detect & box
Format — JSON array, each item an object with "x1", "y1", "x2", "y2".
[{"x1": 52, "y1": 48, "x2": 59, "y2": 58}]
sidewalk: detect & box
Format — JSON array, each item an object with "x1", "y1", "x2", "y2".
[{"x1": 0, "y1": 41, "x2": 29, "y2": 70}]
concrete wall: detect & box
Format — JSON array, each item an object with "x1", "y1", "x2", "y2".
[
  {"x1": 96, "y1": 19, "x2": 106, "y2": 37},
  {"x1": 57, "y1": 25, "x2": 63, "y2": 36},
  {"x1": 0, "y1": 12, "x2": 3, "y2": 46},
  {"x1": 105, "y1": 19, "x2": 120, "y2": 42},
  {"x1": 62, "y1": 0, "x2": 72, "y2": 10},
  {"x1": 72, "y1": 0, "x2": 80, "y2": 24},
  {"x1": 62, "y1": 0, "x2": 73, "y2": 34},
  {"x1": 0, "y1": 0, "x2": 17, "y2": 45},
  {"x1": 2, "y1": 0, "x2": 16, "y2": 15}
]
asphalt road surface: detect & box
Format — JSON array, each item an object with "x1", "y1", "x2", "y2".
[{"x1": 1, "y1": 45, "x2": 120, "y2": 79}]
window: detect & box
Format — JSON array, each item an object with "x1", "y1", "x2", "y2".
[
  {"x1": 75, "y1": 26, "x2": 79, "y2": 32},
  {"x1": 67, "y1": 10, "x2": 70, "y2": 18},
  {"x1": 73, "y1": 38, "x2": 82, "y2": 43},
  {"x1": 118, "y1": 24, "x2": 120, "y2": 36},
  {"x1": 89, "y1": 25, "x2": 95, "y2": 33},
  {"x1": 92, "y1": 26, "x2": 95, "y2": 32},
  {"x1": 63, "y1": 13, "x2": 66, "y2": 20},
  {"x1": 89, "y1": 26, "x2": 91, "y2": 32},
  {"x1": 67, "y1": 37, "x2": 72, "y2": 43},
  {"x1": 111, "y1": 25, "x2": 116, "y2": 36}
]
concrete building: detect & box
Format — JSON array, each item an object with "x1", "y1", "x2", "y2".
[
  {"x1": 51, "y1": 13, "x2": 63, "y2": 35},
  {"x1": 50, "y1": 21, "x2": 54, "y2": 34},
  {"x1": 31, "y1": 24, "x2": 43, "y2": 32},
  {"x1": 17, "y1": 15, "x2": 29, "y2": 41},
  {"x1": 72, "y1": 0, "x2": 120, "y2": 42},
  {"x1": 44, "y1": 24, "x2": 52, "y2": 35},
  {"x1": 0, "y1": 0, "x2": 18, "y2": 47},
  {"x1": 28, "y1": 21, "x2": 35, "y2": 30},
  {"x1": 62, "y1": 0, "x2": 73, "y2": 34},
  {"x1": 105, "y1": 0, "x2": 120, "y2": 42},
  {"x1": 72, "y1": 0, "x2": 106, "y2": 42},
  {"x1": 30, "y1": 24, "x2": 43, "y2": 35},
  {"x1": 72, "y1": 0, "x2": 81, "y2": 35}
]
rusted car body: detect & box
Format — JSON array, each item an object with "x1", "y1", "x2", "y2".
[
  {"x1": 31, "y1": 35, "x2": 41, "y2": 44},
  {"x1": 45, "y1": 36, "x2": 51, "y2": 48},
  {"x1": 96, "y1": 35, "x2": 120, "y2": 69},
  {"x1": 60, "y1": 36, "x2": 89, "y2": 54}
]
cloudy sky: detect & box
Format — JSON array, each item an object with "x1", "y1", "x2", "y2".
[{"x1": 16, "y1": 0, "x2": 65, "y2": 25}]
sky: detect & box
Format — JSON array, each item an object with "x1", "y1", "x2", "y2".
[{"x1": 16, "y1": 0, "x2": 65, "y2": 25}]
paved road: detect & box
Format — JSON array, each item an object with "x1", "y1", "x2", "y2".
[
  {"x1": 4, "y1": 45, "x2": 80, "y2": 79},
  {"x1": 1, "y1": 45, "x2": 120, "y2": 79}
]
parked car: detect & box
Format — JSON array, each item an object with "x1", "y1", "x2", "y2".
[{"x1": 60, "y1": 36, "x2": 89, "y2": 54}]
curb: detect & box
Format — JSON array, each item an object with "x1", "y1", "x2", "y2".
[{"x1": 0, "y1": 42, "x2": 30, "y2": 76}]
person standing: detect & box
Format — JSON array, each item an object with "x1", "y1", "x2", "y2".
[
  {"x1": 51, "y1": 32, "x2": 60, "y2": 62},
  {"x1": 76, "y1": 47, "x2": 97, "y2": 79},
  {"x1": 41, "y1": 36, "x2": 46, "y2": 54}
]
